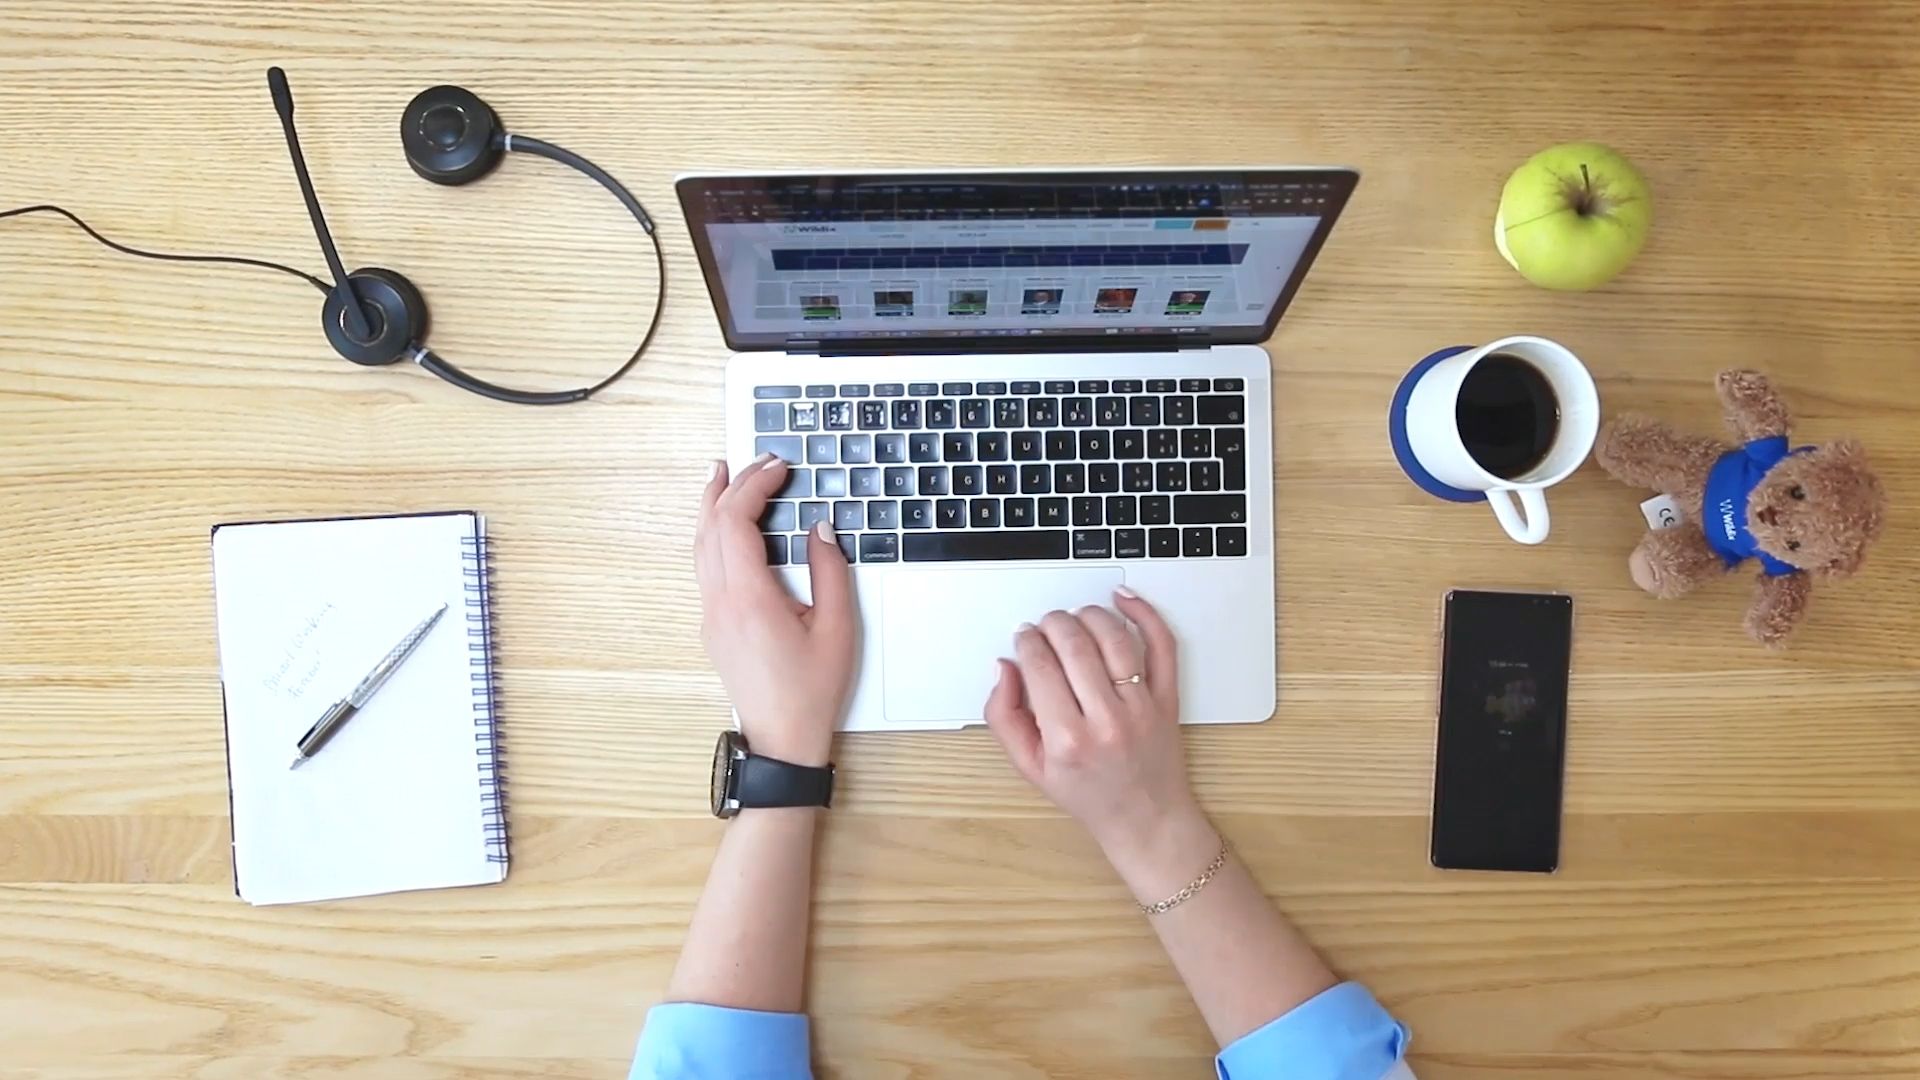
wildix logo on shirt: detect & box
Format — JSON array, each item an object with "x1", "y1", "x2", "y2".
[{"x1": 1718, "y1": 498, "x2": 1740, "y2": 541}]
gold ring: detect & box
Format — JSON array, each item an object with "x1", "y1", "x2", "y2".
[{"x1": 1112, "y1": 673, "x2": 1143, "y2": 686}]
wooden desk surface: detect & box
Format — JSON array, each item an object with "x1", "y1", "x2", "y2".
[{"x1": 4, "y1": 2, "x2": 1919, "y2": 1076}]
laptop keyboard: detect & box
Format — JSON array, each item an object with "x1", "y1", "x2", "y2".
[{"x1": 751, "y1": 377, "x2": 1251, "y2": 565}]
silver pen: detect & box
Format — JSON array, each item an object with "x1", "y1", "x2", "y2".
[{"x1": 289, "y1": 603, "x2": 448, "y2": 770}]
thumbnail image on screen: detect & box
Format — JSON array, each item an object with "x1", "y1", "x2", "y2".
[
  {"x1": 1165, "y1": 289, "x2": 1211, "y2": 315},
  {"x1": 874, "y1": 289, "x2": 915, "y2": 317},
  {"x1": 1094, "y1": 287, "x2": 1138, "y2": 314},
  {"x1": 948, "y1": 288, "x2": 988, "y2": 316},
  {"x1": 1021, "y1": 288, "x2": 1063, "y2": 315},
  {"x1": 800, "y1": 294, "x2": 840, "y2": 321}
]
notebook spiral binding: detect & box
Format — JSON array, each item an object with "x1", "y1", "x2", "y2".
[{"x1": 461, "y1": 530, "x2": 509, "y2": 866}]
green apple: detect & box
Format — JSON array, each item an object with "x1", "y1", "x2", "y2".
[{"x1": 1495, "y1": 142, "x2": 1652, "y2": 290}]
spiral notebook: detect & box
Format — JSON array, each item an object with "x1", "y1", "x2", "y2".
[{"x1": 212, "y1": 511, "x2": 507, "y2": 906}]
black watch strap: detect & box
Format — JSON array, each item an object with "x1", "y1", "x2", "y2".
[{"x1": 736, "y1": 752, "x2": 835, "y2": 810}]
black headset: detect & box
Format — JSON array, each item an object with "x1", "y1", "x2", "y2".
[{"x1": 0, "y1": 68, "x2": 664, "y2": 405}]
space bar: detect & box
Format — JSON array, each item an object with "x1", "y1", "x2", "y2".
[{"x1": 902, "y1": 530, "x2": 1071, "y2": 562}]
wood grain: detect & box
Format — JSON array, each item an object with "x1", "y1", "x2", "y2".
[{"x1": 4, "y1": 1, "x2": 1920, "y2": 1076}]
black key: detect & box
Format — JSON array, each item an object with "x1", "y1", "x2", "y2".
[
  {"x1": 902, "y1": 500, "x2": 933, "y2": 529},
  {"x1": 1045, "y1": 431, "x2": 1077, "y2": 461},
  {"x1": 1095, "y1": 397, "x2": 1127, "y2": 426},
  {"x1": 953, "y1": 466, "x2": 984, "y2": 496},
  {"x1": 1020, "y1": 464, "x2": 1052, "y2": 493},
  {"x1": 1062, "y1": 397, "x2": 1093, "y2": 427},
  {"x1": 1198, "y1": 395, "x2": 1246, "y2": 425},
  {"x1": 986, "y1": 464, "x2": 1017, "y2": 494},
  {"x1": 1183, "y1": 527, "x2": 1214, "y2": 557},
  {"x1": 971, "y1": 498, "x2": 1001, "y2": 528},
  {"x1": 817, "y1": 468, "x2": 848, "y2": 497},
  {"x1": 994, "y1": 398, "x2": 1025, "y2": 428},
  {"x1": 892, "y1": 399, "x2": 922, "y2": 430},
  {"x1": 1113, "y1": 379, "x2": 1144, "y2": 393},
  {"x1": 841, "y1": 434, "x2": 873, "y2": 464},
  {"x1": 799, "y1": 501, "x2": 831, "y2": 531},
  {"x1": 936, "y1": 499, "x2": 967, "y2": 528},
  {"x1": 759, "y1": 501, "x2": 797, "y2": 533},
  {"x1": 1105, "y1": 495, "x2": 1137, "y2": 526},
  {"x1": 776, "y1": 468, "x2": 811, "y2": 499},
  {"x1": 1029, "y1": 398, "x2": 1059, "y2": 427},
  {"x1": 909, "y1": 433, "x2": 940, "y2": 463},
  {"x1": 1114, "y1": 429, "x2": 1145, "y2": 459},
  {"x1": 806, "y1": 383, "x2": 836, "y2": 398},
  {"x1": 1089, "y1": 462, "x2": 1120, "y2": 493},
  {"x1": 926, "y1": 399, "x2": 957, "y2": 429},
  {"x1": 918, "y1": 467, "x2": 950, "y2": 496},
  {"x1": 1055, "y1": 463, "x2": 1087, "y2": 494},
  {"x1": 807, "y1": 434, "x2": 837, "y2": 464},
  {"x1": 756, "y1": 385, "x2": 802, "y2": 399},
  {"x1": 834, "y1": 500, "x2": 865, "y2": 531},
  {"x1": 977, "y1": 381, "x2": 1008, "y2": 395},
  {"x1": 903, "y1": 529, "x2": 1070, "y2": 562},
  {"x1": 1217, "y1": 428, "x2": 1247, "y2": 490},
  {"x1": 1011, "y1": 431, "x2": 1043, "y2": 460},
  {"x1": 1215, "y1": 377, "x2": 1244, "y2": 391},
  {"x1": 1175, "y1": 493, "x2": 1247, "y2": 524},
  {"x1": 850, "y1": 467, "x2": 882, "y2": 497},
  {"x1": 1149, "y1": 527, "x2": 1180, "y2": 557},
  {"x1": 942, "y1": 381, "x2": 974, "y2": 396},
  {"x1": 868, "y1": 500, "x2": 900, "y2": 529},
  {"x1": 790, "y1": 401, "x2": 820, "y2": 431},
  {"x1": 1072, "y1": 496, "x2": 1102, "y2": 526},
  {"x1": 837, "y1": 532, "x2": 858, "y2": 562},
  {"x1": 1156, "y1": 462, "x2": 1189, "y2": 492},
  {"x1": 1123, "y1": 462, "x2": 1156, "y2": 492},
  {"x1": 859, "y1": 533, "x2": 899, "y2": 563},
  {"x1": 1114, "y1": 527, "x2": 1147, "y2": 558},
  {"x1": 823, "y1": 401, "x2": 854, "y2": 431},
  {"x1": 1044, "y1": 380, "x2": 1075, "y2": 394},
  {"x1": 944, "y1": 432, "x2": 974, "y2": 462},
  {"x1": 978, "y1": 431, "x2": 1009, "y2": 461},
  {"x1": 1038, "y1": 497, "x2": 1069, "y2": 526},
  {"x1": 909, "y1": 381, "x2": 939, "y2": 396},
  {"x1": 1164, "y1": 395, "x2": 1195, "y2": 426},
  {"x1": 1072, "y1": 529, "x2": 1113, "y2": 559},
  {"x1": 876, "y1": 433, "x2": 907, "y2": 463},
  {"x1": 1004, "y1": 497, "x2": 1035, "y2": 527},
  {"x1": 960, "y1": 398, "x2": 990, "y2": 429},
  {"x1": 789, "y1": 534, "x2": 810, "y2": 565},
  {"x1": 1191, "y1": 460, "x2": 1222, "y2": 491},
  {"x1": 875, "y1": 383, "x2": 906, "y2": 397},
  {"x1": 1011, "y1": 380, "x2": 1042, "y2": 395},
  {"x1": 1182, "y1": 429, "x2": 1212, "y2": 459},
  {"x1": 884, "y1": 466, "x2": 915, "y2": 497},
  {"x1": 764, "y1": 535, "x2": 788, "y2": 565},
  {"x1": 756, "y1": 435, "x2": 803, "y2": 464},
  {"x1": 1129, "y1": 396, "x2": 1162, "y2": 426},
  {"x1": 755, "y1": 402, "x2": 786, "y2": 432},
  {"x1": 1180, "y1": 377, "x2": 1210, "y2": 393},
  {"x1": 1217, "y1": 526, "x2": 1248, "y2": 556},
  {"x1": 858, "y1": 401, "x2": 889, "y2": 430},
  {"x1": 1078, "y1": 430, "x2": 1111, "y2": 460},
  {"x1": 1077, "y1": 379, "x2": 1111, "y2": 393},
  {"x1": 1148, "y1": 429, "x2": 1180, "y2": 459},
  {"x1": 1147, "y1": 378, "x2": 1177, "y2": 393},
  {"x1": 1141, "y1": 495, "x2": 1172, "y2": 525},
  {"x1": 839, "y1": 383, "x2": 871, "y2": 398}
]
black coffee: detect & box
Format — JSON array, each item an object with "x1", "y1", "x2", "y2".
[{"x1": 1456, "y1": 353, "x2": 1560, "y2": 479}]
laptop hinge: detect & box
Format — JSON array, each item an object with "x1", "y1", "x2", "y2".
[{"x1": 803, "y1": 333, "x2": 1203, "y2": 358}]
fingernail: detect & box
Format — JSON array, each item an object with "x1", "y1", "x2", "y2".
[
  {"x1": 816, "y1": 520, "x2": 836, "y2": 541},
  {"x1": 760, "y1": 453, "x2": 786, "y2": 470},
  {"x1": 711, "y1": 460, "x2": 726, "y2": 482},
  {"x1": 1115, "y1": 585, "x2": 1139, "y2": 599},
  {"x1": 1014, "y1": 621, "x2": 1035, "y2": 633}
]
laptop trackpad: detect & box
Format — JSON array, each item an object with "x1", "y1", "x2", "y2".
[{"x1": 882, "y1": 566, "x2": 1126, "y2": 727}]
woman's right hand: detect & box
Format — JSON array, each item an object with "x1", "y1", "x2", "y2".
[{"x1": 982, "y1": 588, "x2": 1218, "y2": 897}]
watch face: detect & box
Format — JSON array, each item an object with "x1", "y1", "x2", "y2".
[{"x1": 711, "y1": 731, "x2": 740, "y2": 817}]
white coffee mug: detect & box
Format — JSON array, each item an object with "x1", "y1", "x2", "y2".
[{"x1": 1403, "y1": 335, "x2": 1598, "y2": 544}]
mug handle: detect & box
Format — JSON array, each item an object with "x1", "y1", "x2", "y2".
[{"x1": 1486, "y1": 487, "x2": 1550, "y2": 545}]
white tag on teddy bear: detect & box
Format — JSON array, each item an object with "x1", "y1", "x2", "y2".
[{"x1": 1640, "y1": 493, "x2": 1685, "y2": 531}]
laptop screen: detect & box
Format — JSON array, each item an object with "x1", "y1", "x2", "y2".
[{"x1": 677, "y1": 169, "x2": 1358, "y2": 352}]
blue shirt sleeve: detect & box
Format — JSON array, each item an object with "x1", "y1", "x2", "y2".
[
  {"x1": 630, "y1": 1003, "x2": 812, "y2": 1080},
  {"x1": 1215, "y1": 982, "x2": 1410, "y2": 1080}
]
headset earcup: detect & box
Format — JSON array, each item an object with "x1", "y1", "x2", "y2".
[
  {"x1": 322, "y1": 268, "x2": 427, "y2": 366},
  {"x1": 401, "y1": 86, "x2": 503, "y2": 186}
]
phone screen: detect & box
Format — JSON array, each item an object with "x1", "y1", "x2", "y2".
[{"x1": 1430, "y1": 590, "x2": 1573, "y2": 873}]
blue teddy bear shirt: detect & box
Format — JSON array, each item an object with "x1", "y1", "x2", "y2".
[{"x1": 1702, "y1": 435, "x2": 1805, "y2": 577}]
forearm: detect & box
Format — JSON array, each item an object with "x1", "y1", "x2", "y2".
[
  {"x1": 1103, "y1": 807, "x2": 1338, "y2": 1047},
  {"x1": 665, "y1": 807, "x2": 820, "y2": 1012}
]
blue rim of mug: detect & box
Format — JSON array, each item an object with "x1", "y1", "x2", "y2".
[{"x1": 1389, "y1": 345, "x2": 1485, "y2": 503}]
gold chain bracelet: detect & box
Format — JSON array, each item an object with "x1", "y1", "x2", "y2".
[{"x1": 1138, "y1": 837, "x2": 1231, "y2": 916}]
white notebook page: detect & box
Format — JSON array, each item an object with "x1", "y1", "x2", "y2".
[{"x1": 213, "y1": 513, "x2": 504, "y2": 905}]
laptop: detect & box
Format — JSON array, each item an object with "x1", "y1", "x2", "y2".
[{"x1": 679, "y1": 168, "x2": 1358, "y2": 732}]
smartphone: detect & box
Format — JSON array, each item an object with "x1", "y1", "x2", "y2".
[{"x1": 1429, "y1": 590, "x2": 1573, "y2": 873}]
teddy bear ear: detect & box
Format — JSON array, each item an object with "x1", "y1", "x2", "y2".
[
  {"x1": 1828, "y1": 437, "x2": 1867, "y2": 461},
  {"x1": 1823, "y1": 547, "x2": 1869, "y2": 578}
]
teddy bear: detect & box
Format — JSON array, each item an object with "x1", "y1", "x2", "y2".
[{"x1": 1593, "y1": 369, "x2": 1886, "y2": 647}]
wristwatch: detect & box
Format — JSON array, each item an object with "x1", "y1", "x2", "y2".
[{"x1": 709, "y1": 731, "x2": 835, "y2": 818}]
